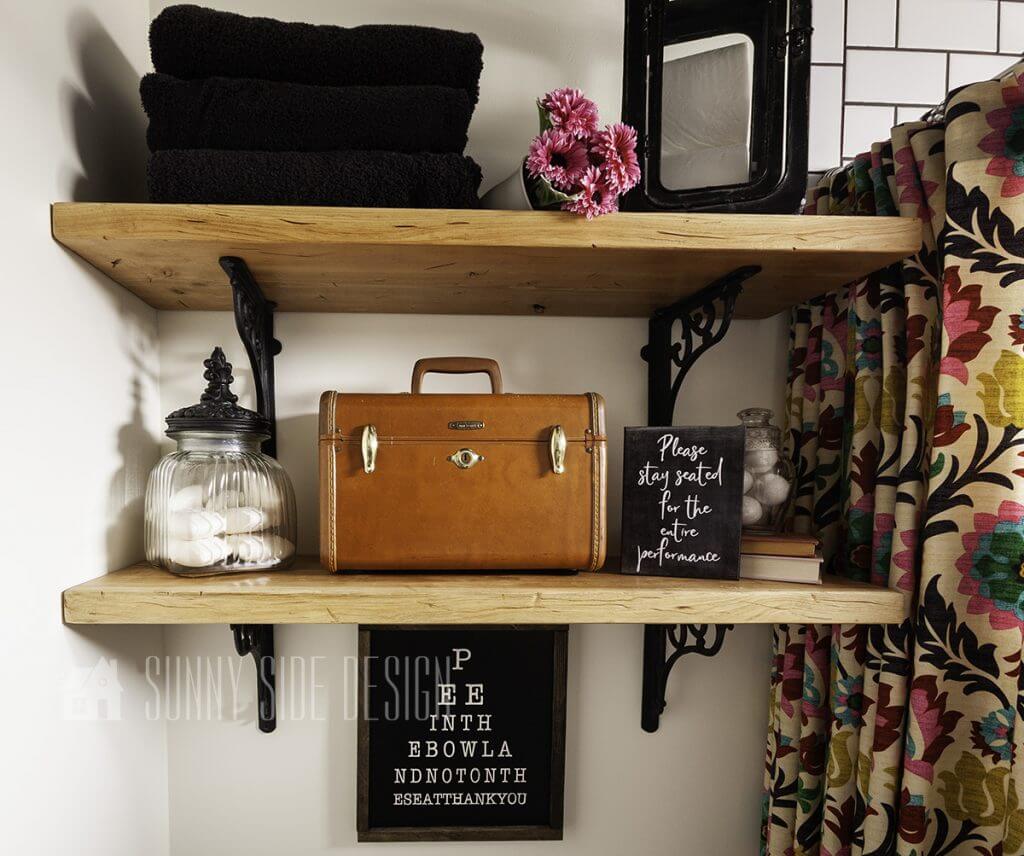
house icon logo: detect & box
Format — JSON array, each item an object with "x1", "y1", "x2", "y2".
[{"x1": 63, "y1": 658, "x2": 123, "y2": 721}]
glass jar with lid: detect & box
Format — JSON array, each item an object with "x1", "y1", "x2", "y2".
[
  {"x1": 145, "y1": 348, "x2": 297, "y2": 575},
  {"x1": 738, "y1": 407, "x2": 794, "y2": 532}
]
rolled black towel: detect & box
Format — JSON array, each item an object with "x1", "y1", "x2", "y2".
[
  {"x1": 147, "y1": 150, "x2": 482, "y2": 209},
  {"x1": 150, "y1": 5, "x2": 484, "y2": 104},
  {"x1": 141, "y1": 74, "x2": 473, "y2": 154}
]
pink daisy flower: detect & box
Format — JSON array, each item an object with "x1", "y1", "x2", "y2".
[
  {"x1": 562, "y1": 166, "x2": 618, "y2": 219},
  {"x1": 541, "y1": 87, "x2": 600, "y2": 139},
  {"x1": 526, "y1": 129, "x2": 590, "y2": 191},
  {"x1": 591, "y1": 123, "x2": 641, "y2": 193}
]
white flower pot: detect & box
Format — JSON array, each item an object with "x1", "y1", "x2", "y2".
[{"x1": 481, "y1": 164, "x2": 533, "y2": 210}]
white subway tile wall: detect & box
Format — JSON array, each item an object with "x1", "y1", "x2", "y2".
[
  {"x1": 810, "y1": 65, "x2": 845, "y2": 168},
  {"x1": 898, "y1": 0, "x2": 998, "y2": 52},
  {"x1": 845, "y1": 49, "x2": 948, "y2": 103},
  {"x1": 846, "y1": 0, "x2": 897, "y2": 47},
  {"x1": 1001, "y1": 2, "x2": 1024, "y2": 53},
  {"x1": 813, "y1": 0, "x2": 846, "y2": 62},
  {"x1": 947, "y1": 51, "x2": 1022, "y2": 89},
  {"x1": 808, "y1": 0, "x2": 1023, "y2": 170},
  {"x1": 843, "y1": 104, "x2": 898, "y2": 157},
  {"x1": 895, "y1": 104, "x2": 926, "y2": 124}
]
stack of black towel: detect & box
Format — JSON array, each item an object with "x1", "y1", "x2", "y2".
[{"x1": 143, "y1": 5, "x2": 483, "y2": 208}]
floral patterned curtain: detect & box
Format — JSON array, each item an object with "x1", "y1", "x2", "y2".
[{"x1": 762, "y1": 64, "x2": 1024, "y2": 855}]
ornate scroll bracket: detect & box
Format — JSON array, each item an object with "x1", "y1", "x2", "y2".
[
  {"x1": 640, "y1": 265, "x2": 760, "y2": 732},
  {"x1": 641, "y1": 265, "x2": 761, "y2": 426},
  {"x1": 219, "y1": 256, "x2": 282, "y2": 457},
  {"x1": 222, "y1": 257, "x2": 281, "y2": 733},
  {"x1": 232, "y1": 624, "x2": 276, "y2": 733},
  {"x1": 641, "y1": 624, "x2": 734, "y2": 732}
]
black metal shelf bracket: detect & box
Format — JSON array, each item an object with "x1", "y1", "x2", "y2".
[
  {"x1": 232, "y1": 624, "x2": 276, "y2": 733},
  {"x1": 220, "y1": 256, "x2": 282, "y2": 458},
  {"x1": 642, "y1": 624, "x2": 733, "y2": 732},
  {"x1": 640, "y1": 265, "x2": 761, "y2": 733},
  {"x1": 221, "y1": 256, "x2": 281, "y2": 733}
]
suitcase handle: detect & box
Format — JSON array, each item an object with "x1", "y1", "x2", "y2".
[{"x1": 411, "y1": 357, "x2": 503, "y2": 394}]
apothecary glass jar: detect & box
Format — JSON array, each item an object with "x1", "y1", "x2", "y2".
[
  {"x1": 738, "y1": 407, "x2": 794, "y2": 532},
  {"x1": 145, "y1": 348, "x2": 296, "y2": 575}
]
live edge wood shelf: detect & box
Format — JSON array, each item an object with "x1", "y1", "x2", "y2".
[
  {"x1": 62, "y1": 560, "x2": 907, "y2": 626},
  {"x1": 50, "y1": 203, "x2": 920, "y2": 318}
]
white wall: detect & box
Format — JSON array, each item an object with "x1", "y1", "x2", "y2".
[{"x1": 1, "y1": 3, "x2": 168, "y2": 855}]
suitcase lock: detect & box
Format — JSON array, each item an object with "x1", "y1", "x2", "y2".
[{"x1": 448, "y1": 448, "x2": 484, "y2": 469}]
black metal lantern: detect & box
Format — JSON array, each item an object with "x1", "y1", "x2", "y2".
[{"x1": 621, "y1": 0, "x2": 812, "y2": 213}]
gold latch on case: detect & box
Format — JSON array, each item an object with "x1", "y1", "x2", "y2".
[
  {"x1": 448, "y1": 448, "x2": 484, "y2": 469},
  {"x1": 550, "y1": 425, "x2": 567, "y2": 474},
  {"x1": 361, "y1": 425, "x2": 378, "y2": 474}
]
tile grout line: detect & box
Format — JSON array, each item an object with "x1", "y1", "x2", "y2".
[
  {"x1": 840, "y1": 0, "x2": 849, "y2": 166},
  {"x1": 846, "y1": 45, "x2": 1016, "y2": 57},
  {"x1": 847, "y1": 100, "x2": 938, "y2": 107}
]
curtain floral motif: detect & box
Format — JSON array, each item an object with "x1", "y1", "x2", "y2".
[{"x1": 763, "y1": 64, "x2": 1024, "y2": 855}]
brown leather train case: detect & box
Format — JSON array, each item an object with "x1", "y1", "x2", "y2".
[{"x1": 319, "y1": 358, "x2": 607, "y2": 572}]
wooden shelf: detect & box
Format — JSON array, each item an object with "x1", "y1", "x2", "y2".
[
  {"x1": 51, "y1": 203, "x2": 919, "y2": 319},
  {"x1": 63, "y1": 559, "x2": 908, "y2": 626}
]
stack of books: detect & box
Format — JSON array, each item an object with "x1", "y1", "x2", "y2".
[{"x1": 740, "y1": 533, "x2": 821, "y2": 584}]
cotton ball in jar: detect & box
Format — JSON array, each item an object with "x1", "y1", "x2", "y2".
[
  {"x1": 743, "y1": 469, "x2": 754, "y2": 494},
  {"x1": 751, "y1": 473, "x2": 791, "y2": 507},
  {"x1": 745, "y1": 448, "x2": 778, "y2": 474},
  {"x1": 169, "y1": 484, "x2": 206, "y2": 512},
  {"x1": 742, "y1": 495, "x2": 763, "y2": 526}
]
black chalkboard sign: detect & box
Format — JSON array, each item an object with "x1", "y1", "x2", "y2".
[
  {"x1": 357, "y1": 625, "x2": 567, "y2": 842},
  {"x1": 620, "y1": 426, "x2": 745, "y2": 579}
]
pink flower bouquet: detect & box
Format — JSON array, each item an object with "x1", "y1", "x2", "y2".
[{"x1": 523, "y1": 88, "x2": 641, "y2": 218}]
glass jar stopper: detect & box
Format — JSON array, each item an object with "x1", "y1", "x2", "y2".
[
  {"x1": 738, "y1": 407, "x2": 779, "y2": 451},
  {"x1": 165, "y1": 347, "x2": 270, "y2": 438}
]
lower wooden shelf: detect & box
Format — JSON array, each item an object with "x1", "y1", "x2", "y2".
[{"x1": 62, "y1": 559, "x2": 907, "y2": 625}]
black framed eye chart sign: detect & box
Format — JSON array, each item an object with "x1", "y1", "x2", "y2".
[
  {"x1": 357, "y1": 625, "x2": 568, "y2": 842},
  {"x1": 620, "y1": 426, "x2": 745, "y2": 579}
]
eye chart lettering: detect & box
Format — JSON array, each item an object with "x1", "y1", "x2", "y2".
[
  {"x1": 620, "y1": 426, "x2": 744, "y2": 579},
  {"x1": 358, "y1": 626, "x2": 567, "y2": 842}
]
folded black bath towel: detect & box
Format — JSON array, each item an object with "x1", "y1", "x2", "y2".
[
  {"x1": 140, "y1": 74, "x2": 473, "y2": 154},
  {"x1": 150, "y1": 5, "x2": 484, "y2": 104},
  {"x1": 147, "y1": 150, "x2": 482, "y2": 208}
]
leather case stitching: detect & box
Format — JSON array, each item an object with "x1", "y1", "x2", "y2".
[{"x1": 329, "y1": 390, "x2": 338, "y2": 571}]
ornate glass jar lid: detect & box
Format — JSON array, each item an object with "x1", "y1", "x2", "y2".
[
  {"x1": 737, "y1": 407, "x2": 780, "y2": 451},
  {"x1": 165, "y1": 347, "x2": 271, "y2": 438}
]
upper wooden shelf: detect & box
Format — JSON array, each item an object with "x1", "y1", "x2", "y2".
[
  {"x1": 51, "y1": 203, "x2": 919, "y2": 319},
  {"x1": 63, "y1": 559, "x2": 908, "y2": 626}
]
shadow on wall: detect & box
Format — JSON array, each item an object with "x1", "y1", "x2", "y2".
[
  {"x1": 61, "y1": 8, "x2": 148, "y2": 202},
  {"x1": 275, "y1": 413, "x2": 320, "y2": 555},
  {"x1": 106, "y1": 371, "x2": 159, "y2": 571}
]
